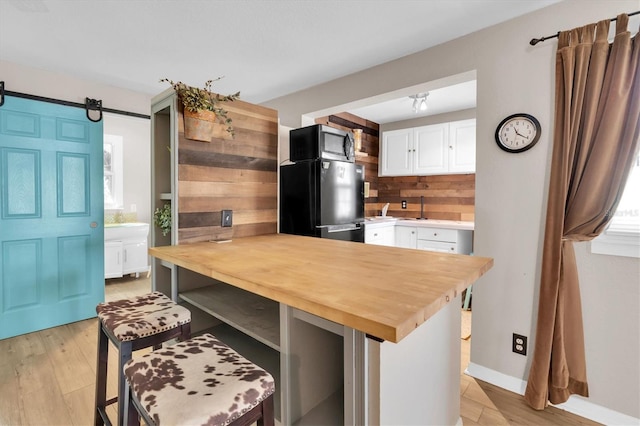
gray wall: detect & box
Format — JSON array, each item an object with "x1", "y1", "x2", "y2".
[{"x1": 264, "y1": 0, "x2": 640, "y2": 420}]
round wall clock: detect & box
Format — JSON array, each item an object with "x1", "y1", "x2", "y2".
[{"x1": 495, "y1": 113, "x2": 541, "y2": 153}]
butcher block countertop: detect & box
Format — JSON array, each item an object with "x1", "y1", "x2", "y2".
[{"x1": 149, "y1": 233, "x2": 493, "y2": 343}]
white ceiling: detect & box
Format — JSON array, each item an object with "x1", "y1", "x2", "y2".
[
  {"x1": 0, "y1": 0, "x2": 559, "y2": 122},
  {"x1": 348, "y1": 80, "x2": 477, "y2": 124}
]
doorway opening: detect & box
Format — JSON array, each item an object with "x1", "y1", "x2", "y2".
[{"x1": 295, "y1": 69, "x2": 478, "y2": 375}]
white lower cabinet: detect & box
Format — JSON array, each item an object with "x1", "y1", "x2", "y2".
[
  {"x1": 416, "y1": 227, "x2": 472, "y2": 254},
  {"x1": 395, "y1": 226, "x2": 417, "y2": 249},
  {"x1": 104, "y1": 239, "x2": 148, "y2": 279},
  {"x1": 365, "y1": 225, "x2": 395, "y2": 246},
  {"x1": 367, "y1": 222, "x2": 473, "y2": 253},
  {"x1": 122, "y1": 241, "x2": 149, "y2": 275},
  {"x1": 417, "y1": 239, "x2": 457, "y2": 253},
  {"x1": 393, "y1": 225, "x2": 473, "y2": 254},
  {"x1": 105, "y1": 241, "x2": 123, "y2": 279}
]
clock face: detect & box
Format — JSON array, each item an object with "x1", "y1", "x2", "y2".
[{"x1": 495, "y1": 114, "x2": 541, "y2": 153}]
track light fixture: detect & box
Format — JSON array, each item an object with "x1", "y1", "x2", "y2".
[{"x1": 408, "y1": 92, "x2": 429, "y2": 113}]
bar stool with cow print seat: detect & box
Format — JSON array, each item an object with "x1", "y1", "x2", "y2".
[
  {"x1": 94, "y1": 291, "x2": 192, "y2": 426},
  {"x1": 123, "y1": 333, "x2": 275, "y2": 426}
]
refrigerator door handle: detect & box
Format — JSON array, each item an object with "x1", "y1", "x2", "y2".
[{"x1": 318, "y1": 223, "x2": 362, "y2": 233}]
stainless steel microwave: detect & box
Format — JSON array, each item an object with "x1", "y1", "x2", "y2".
[{"x1": 289, "y1": 124, "x2": 355, "y2": 162}]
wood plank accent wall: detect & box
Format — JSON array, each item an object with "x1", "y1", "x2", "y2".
[
  {"x1": 177, "y1": 100, "x2": 278, "y2": 243},
  {"x1": 377, "y1": 174, "x2": 475, "y2": 221},
  {"x1": 315, "y1": 112, "x2": 380, "y2": 218},
  {"x1": 318, "y1": 112, "x2": 475, "y2": 222}
]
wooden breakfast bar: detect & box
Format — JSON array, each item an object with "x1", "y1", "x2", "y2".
[{"x1": 149, "y1": 233, "x2": 493, "y2": 425}]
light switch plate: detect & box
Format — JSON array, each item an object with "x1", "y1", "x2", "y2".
[{"x1": 221, "y1": 210, "x2": 233, "y2": 227}]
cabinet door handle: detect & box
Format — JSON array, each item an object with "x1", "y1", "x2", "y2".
[
  {"x1": 374, "y1": 233, "x2": 378, "y2": 237},
  {"x1": 124, "y1": 250, "x2": 127, "y2": 263},
  {"x1": 433, "y1": 232, "x2": 438, "y2": 236},
  {"x1": 117, "y1": 252, "x2": 120, "y2": 265}
]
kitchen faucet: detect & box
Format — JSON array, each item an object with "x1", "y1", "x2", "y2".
[{"x1": 419, "y1": 195, "x2": 427, "y2": 220}]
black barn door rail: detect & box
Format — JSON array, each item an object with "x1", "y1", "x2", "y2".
[{"x1": 0, "y1": 81, "x2": 150, "y2": 122}]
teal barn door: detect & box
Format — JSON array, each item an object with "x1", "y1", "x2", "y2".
[{"x1": 0, "y1": 95, "x2": 104, "y2": 339}]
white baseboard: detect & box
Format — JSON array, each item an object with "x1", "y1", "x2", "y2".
[
  {"x1": 465, "y1": 363, "x2": 640, "y2": 426},
  {"x1": 465, "y1": 362, "x2": 527, "y2": 395}
]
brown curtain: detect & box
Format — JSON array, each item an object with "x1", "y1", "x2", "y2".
[{"x1": 524, "y1": 15, "x2": 640, "y2": 410}]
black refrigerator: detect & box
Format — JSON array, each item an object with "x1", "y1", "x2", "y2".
[{"x1": 280, "y1": 159, "x2": 365, "y2": 242}]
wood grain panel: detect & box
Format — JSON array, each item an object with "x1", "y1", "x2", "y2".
[
  {"x1": 178, "y1": 149, "x2": 277, "y2": 171},
  {"x1": 176, "y1": 99, "x2": 278, "y2": 243},
  {"x1": 400, "y1": 189, "x2": 475, "y2": 198},
  {"x1": 179, "y1": 181, "x2": 277, "y2": 198},
  {"x1": 178, "y1": 209, "x2": 277, "y2": 229},
  {"x1": 178, "y1": 165, "x2": 277, "y2": 183},
  {"x1": 233, "y1": 209, "x2": 278, "y2": 225},
  {"x1": 179, "y1": 129, "x2": 277, "y2": 160},
  {"x1": 377, "y1": 173, "x2": 475, "y2": 220},
  {"x1": 179, "y1": 196, "x2": 277, "y2": 213},
  {"x1": 375, "y1": 196, "x2": 474, "y2": 206},
  {"x1": 178, "y1": 226, "x2": 233, "y2": 244},
  {"x1": 223, "y1": 112, "x2": 279, "y2": 135},
  {"x1": 177, "y1": 100, "x2": 278, "y2": 137},
  {"x1": 179, "y1": 212, "x2": 222, "y2": 229},
  {"x1": 232, "y1": 222, "x2": 278, "y2": 238}
]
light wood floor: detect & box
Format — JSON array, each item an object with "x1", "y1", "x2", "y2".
[{"x1": 0, "y1": 275, "x2": 600, "y2": 425}]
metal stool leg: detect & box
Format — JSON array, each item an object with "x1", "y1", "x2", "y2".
[
  {"x1": 117, "y1": 341, "x2": 133, "y2": 425},
  {"x1": 125, "y1": 380, "x2": 141, "y2": 426},
  {"x1": 94, "y1": 322, "x2": 109, "y2": 426}
]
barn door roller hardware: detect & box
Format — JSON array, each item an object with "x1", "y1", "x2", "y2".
[
  {"x1": 0, "y1": 81, "x2": 150, "y2": 121},
  {"x1": 85, "y1": 97, "x2": 103, "y2": 122}
]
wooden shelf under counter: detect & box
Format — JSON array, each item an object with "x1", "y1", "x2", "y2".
[{"x1": 179, "y1": 282, "x2": 280, "y2": 351}]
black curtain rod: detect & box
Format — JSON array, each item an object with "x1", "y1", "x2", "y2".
[
  {"x1": 530, "y1": 10, "x2": 640, "y2": 46},
  {"x1": 0, "y1": 82, "x2": 150, "y2": 121}
]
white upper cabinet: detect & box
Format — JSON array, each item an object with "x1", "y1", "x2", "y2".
[
  {"x1": 380, "y1": 128, "x2": 413, "y2": 175},
  {"x1": 379, "y1": 119, "x2": 476, "y2": 176},
  {"x1": 414, "y1": 123, "x2": 449, "y2": 175},
  {"x1": 448, "y1": 119, "x2": 476, "y2": 173}
]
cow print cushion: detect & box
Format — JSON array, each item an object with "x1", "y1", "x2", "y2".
[
  {"x1": 124, "y1": 333, "x2": 275, "y2": 426},
  {"x1": 96, "y1": 291, "x2": 191, "y2": 342}
]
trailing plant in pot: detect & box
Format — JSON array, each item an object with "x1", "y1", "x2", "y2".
[
  {"x1": 153, "y1": 203, "x2": 172, "y2": 237},
  {"x1": 160, "y1": 77, "x2": 240, "y2": 141}
]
